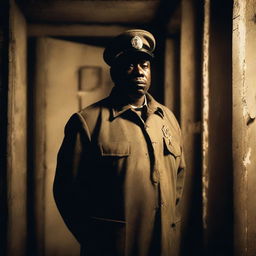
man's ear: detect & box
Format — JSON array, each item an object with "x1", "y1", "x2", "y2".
[
  {"x1": 110, "y1": 66, "x2": 117, "y2": 84},
  {"x1": 110, "y1": 67, "x2": 114, "y2": 81}
]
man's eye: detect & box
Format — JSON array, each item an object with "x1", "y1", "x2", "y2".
[
  {"x1": 126, "y1": 64, "x2": 134, "y2": 70},
  {"x1": 141, "y1": 63, "x2": 149, "y2": 69}
]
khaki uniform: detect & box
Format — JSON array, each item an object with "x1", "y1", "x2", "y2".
[{"x1": 53, "y1": 89, "x2": 186, "y2": 256}]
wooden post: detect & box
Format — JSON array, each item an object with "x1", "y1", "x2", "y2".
[
  {"x1": 7, "y1": 1, "x2": 27, "y2": 255},
  {"x1": 180, "y1": 0, "x2": 203, "y2": 254},
  {"x1": 206, "y1": 0, "x2": 233, "y2": 254}
]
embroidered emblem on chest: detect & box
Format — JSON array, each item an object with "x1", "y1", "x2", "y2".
[{"x1": 162, "y1": 125, "x2": 172, "y2": 140}]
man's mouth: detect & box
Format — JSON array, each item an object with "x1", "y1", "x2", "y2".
[
  {"x1": 132, "y1": 78, "x2": 146, "y2": 84},
  {"x1": 132, "y1": 83, "x2": 146, "y2": 90}
]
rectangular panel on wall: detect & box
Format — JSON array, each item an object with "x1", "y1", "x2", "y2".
[
  {"x1": 78, "y1": 66, "x2": 103, "y2": 109},
  {"x1": 79, "y1": 66, "x2": 102, "y2": 92}
]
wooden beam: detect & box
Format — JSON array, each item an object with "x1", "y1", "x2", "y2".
[{"x1": 20, "y1": 1, "x2": 159, "y2": 24}]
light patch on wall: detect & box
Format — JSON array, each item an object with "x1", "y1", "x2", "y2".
[
  {"x1": 202, "y1": 0, "x2": 210, "y2": 230},
  {"x1": 243, "y1": 147, "x2": 251, "y2": 167}
]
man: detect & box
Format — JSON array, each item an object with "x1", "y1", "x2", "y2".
[{"x1": 53, "y1": 29, "x2": 186, "y2": 256}]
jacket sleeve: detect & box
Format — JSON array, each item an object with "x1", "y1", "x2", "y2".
[{"x1": 53, "y1": 113, "x2": 91, "y2": 243}]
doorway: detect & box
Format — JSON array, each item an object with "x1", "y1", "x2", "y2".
[{"x1": 28, "y1": 36, "x2": 113, "y2": 256}]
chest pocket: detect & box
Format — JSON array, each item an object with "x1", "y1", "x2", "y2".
[
  {"x1": 99, "y1": 141, "x2": 131, "y2": 157},
  {"x1": 163, "y1": 137, "x2": 181, "y2": 158}
]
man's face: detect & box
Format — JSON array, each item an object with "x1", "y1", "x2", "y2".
[{"x1": 112, "y1": 56, "x2": 151, "y2": 99}]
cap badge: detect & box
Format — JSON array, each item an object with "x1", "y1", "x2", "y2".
[{"x1": 131, "y1": 36, "x2": 143, "y2": 50}]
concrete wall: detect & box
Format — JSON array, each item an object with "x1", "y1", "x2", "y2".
[
  {"x1": 233, "y1": 1, "x2": 256, "y2": 255},
  {"x1": 7, "y1": 1, "x2": 27, "y2": 255}
]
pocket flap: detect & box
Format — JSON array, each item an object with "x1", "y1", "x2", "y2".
[
  {"x1": 163, "y1": 137, "x2": 181, "y2": 157},
  {"x1": 99, "y1": 142, "x2": 131, "y2": 157}
]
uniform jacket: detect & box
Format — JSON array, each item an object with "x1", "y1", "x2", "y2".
[{"x1": 53, "y1": 89, "x2": 186, "y2": 256}]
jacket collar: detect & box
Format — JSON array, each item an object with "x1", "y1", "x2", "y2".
[{"x1": 108, "y1": 88, "x2": 164, "y2": 120}]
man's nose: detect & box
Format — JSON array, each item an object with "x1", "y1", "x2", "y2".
[{"x1": 133, "y1": 64, "x2": 144, "y2": 76}]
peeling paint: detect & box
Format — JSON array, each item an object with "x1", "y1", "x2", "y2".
[
  {"x1": 234, "y1": 0, "x2": 249, "y2": 121},
  {"x1": 233, "y1": 1, "x2": 250, "y2": 254},
  {"x1": 243, "y1": 148, "x2": 251, "y2": 167},
  {"x1": 236, "y1": 0, "x2": 256, "y2": 121}
]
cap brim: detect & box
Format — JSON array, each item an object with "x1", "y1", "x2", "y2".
[{"x1": 112, "y1": 49, "x2": 154, "y2": 66}]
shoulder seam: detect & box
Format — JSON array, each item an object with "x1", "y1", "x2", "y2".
[{"x1": 76, "y1": 112, "x2": 92, "y2": 141}]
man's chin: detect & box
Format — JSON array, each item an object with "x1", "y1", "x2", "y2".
[
  {"x1": 133, "y1": 84, "x2": 147, "y2": 94},
  {"x1": 130, "y1": 90, "x2": 146, "y2": 99},
  {"x1": 116, "y1": 84, "x2": 148, "y2": 98}
]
